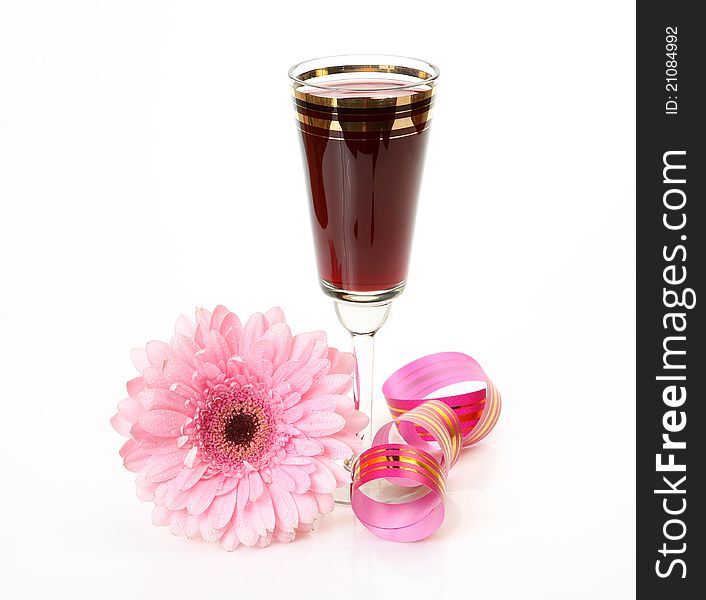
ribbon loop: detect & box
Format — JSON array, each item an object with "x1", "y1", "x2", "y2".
[
  {"x1": 351, "y1": 353, "x2": 501, "y2": 541},
  {"x1": 382, "y1": 352, "x2": 501, "y2": 447}
]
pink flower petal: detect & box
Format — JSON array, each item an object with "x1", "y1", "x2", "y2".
[
  {"x1": 292, "y1": 492, "x2": 318, "y2": 524},
  {"x1": 282, "y1": 465, "x2": 312, "y2": 494},
  {"x1": 248, "y1": 472, "x2": 264, "y2": 502},
  {"x1": 128, "y1": 422, "x2": 149, "y2": 442},
  {"x1": 191, "y1": 342, "x2": 218, "y2": 371},
  {"x1": 344, "y1": 410, "x2": 370, "y2": 435},
  {"x1": 170, "y1": 510, "x2": 187, "y2": 536},
  {"x1": 297, "y1": 395, "x2": 337, "y2": 413},
  {"x1": 123, "y1": 445, "x2": 149, "y2": 472},
  {"x1": 216, "y1": 476, "x2": 239, "y2": 496},
  {"x1": 319, "y1": 436, "x2": 354, "y2": 459},
  {"x1": 295, "y1": 411, "x2": 345, "y2": 437},
  {"x1": 208, "y1": 329, "x2": 231, "y2": 366},
  {"x1": 130, "y1": 348, "x2": 149, "y2": 373},
  {"x1": 273, "y1": 360, "x2": 301, "y2": 385},
  {"x1": 244, "y1": 499, "x2": 267, "y2": 538},
  {"x1": 208, "y1": 489, "x2": 237, "y2": 530},
  {"x1": 220, "y1": 521, "x2": 240, "y2": 551},
  {"x1": 165, "y1": 486, "x2": 190, "y2": 511},
  {"x1": 126, "y1": 376, "x2": 145, "y2": 399},
  {"x1": 273, "y1": 526, "x2": 295, "y2": 543},
  {"x1": 139, "y1": 389, "x2": 190, "y2": 413},
  {"x1": 244, "y1": 340, "x2": 274, "y2": 379},
  {"x1": 297, "y1": 358, "x2": 330, "y2": 381},
  {"x1": 263, "y1": 322, "x2": 292, "y2": 370},
  {"x1": 314, "y1": 492, "x2": 335, "y2": 514},
  {"x1": 219, "y1": 311, "x2": 242, "y2": 336},
  {"x1": 184, "y1": 514, "x2": 200, "y2": 538},
  {"x1": 329, "y1": 429, "x2": 364, "y2": 450},
  {"x1": 256, "y1": 488, "x2": 276, "y2": 531},
  {"x1": 280, "y1": 391, "x2": 301, "y2": 410},
  {"x1": 271, "y1": 466, "x2": 295, "y2": 492},
  {"x1": 327, "y1": 349, "x2": 355, "y2": 375},
  {"x1": 195, "y1": 307, "x2": 212, "y2": 329},
  {"x1": 183, "y1": 445, "x2": 199, "y2": 468},
  {"x1": 309, "y1": 339, "x2": 330, "y2": 362},
  {"x1": 280, "y1": 423, "x2": 301, "y2": 437},
  {"x1": 308, "y1": 461, "x2": 337, "y2": 493},
  {"x1": 145, "y1": 450, "x2": 188, "y2": 483},
  {"x1": 223, "y1": 325, "x2": 243, "y2": 356},
  {"x1": 141, "y1": 366, "x2": 169, "y2": 389},
  {"x1": 210, "y1": 305, "x2": 231, "y2": 331},
  {"x1": 282, "y1": 404, "x2": 304, "y2": 424},
  {"x1": 186, "y1": 476, "x2": 222, "y2": 515},
  {"x1": 310, "y1": 330, "x2": 327, "y2": 343},
  {"x1": 225, "y1": 357, "x2": 244, "y2": 378},
  {"x1": 170, "y1": 333, "x2": 201, "y2": 368},
  {"x1": 161, "y1": 357, "x2": 196, "y2": 386},
  {"x1": 138, "y1": 436, "x2": 181, "y2": 455},
  {"x1": 236, "y1": 477, "x2": 250, "y2": 511},
  {"x1": 136, "y1": 465, "x2": 153, "y2": 490},
  {"x1": 288, "y1": 373, "x2": 313, "y2": 396},
  {"x1": 288, "y1": 436, "x2": 324, "y2": 456},
  {"x1": 289, "y1": 333, "x2": 314, "y2": 363},
  {"x1": 146, "y1": 340, "x2": 172, "y2": 367},
  {"x1": 174, "y1": 463, "x2": 209, "y2": 491},
  {"x1": 235, "y1": 505, "x2": 259, "y2": 546},
  {"x1": 137, "y1": 410, "x2": 189, "y2": 437},
  {"x1": 110, "y1": 413, "x2": 132, "y2": 437},
  {"x1": 315, "y1": 456, "x2": 351, "y2": 486},
  {"x1": 194, "y1": 323, "x2": 212, "y2": 352},
  {"x1": 251, "y1": 338, "x2": 275, "y2": 363},
  {"x1": 200, "y1": 520, "x2": 223, "y2": 543},
  {"x1": 332, "y1": 394, "x2": 355, "y2": 416},
  {"x1": 152, "y1": 504, "x2": 170, "y2": 526},
  {"x1": 174, "y1": 314, "x2": 195, "y2": 338},
  {"x1": 281, "y1": 455, "x2": 316, "y2": 472},
  {"x1": 305, "y1": 373, "x2": 352, "y2": 397},
  {"x1": 242, "y1": 312, "x2": 266, "y2": 355},
  {"x1": 264, "y1": 307, "x2": 286, "y2": 327},
  {"x1": 267, "y1": 482, "x2": 298, "y2": 532},
  {"x1": 154, "y1": 480, "x2": 172, "y2": 504},
  {"x1": 272, "y1": 380, "x2": 289, "y2": 397},
  {"x1": 198, "y1": 361, "x2": 224, "y2": 381},
  {"x1": 119, "y1": 438, "x2": 137, "y2": 458},
  {"x1": 136, "y1": 481, "x2": 158, "y2": 501},
  {"x1": 169, "y1": 382, "x2": 201, "y2": 403}
]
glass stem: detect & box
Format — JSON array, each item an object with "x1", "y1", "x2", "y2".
[
  {"x1": 334, "y1": 300, "x2": 392, "y2": 450},
  {"x1": 351, "y1": 332, "x2": 375, "y2": 444}
]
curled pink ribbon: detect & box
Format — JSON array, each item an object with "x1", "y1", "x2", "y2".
[{"x1": 351, "y1": 352, "x2": 501, "y2": 542}]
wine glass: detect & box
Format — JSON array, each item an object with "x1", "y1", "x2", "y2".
[{"x1": 289, "y1": 55, "x2": 438, "y2": 496}]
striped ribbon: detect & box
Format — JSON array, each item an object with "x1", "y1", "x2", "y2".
[{"x1": 351, "y1": 352, "x2": 501, "y2": 542}]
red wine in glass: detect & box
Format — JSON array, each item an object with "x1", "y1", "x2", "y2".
[{"x1": 294, "y1": 76, "x2": 434, "y2": 299}]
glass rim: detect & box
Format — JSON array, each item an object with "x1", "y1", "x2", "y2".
[{"x1": 288, "y1": 54, "x2": 440, "y2": 93}]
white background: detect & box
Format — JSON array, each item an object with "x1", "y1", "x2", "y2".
[{"x1": 0, "y1": 1, "x2": 635, "y2": 598}]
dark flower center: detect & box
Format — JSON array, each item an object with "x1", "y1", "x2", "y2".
[
  {"x1": 224, "y1": 410, "x2": 260, "y2": 447},
  {"x1": 194, "y1": 381, "x2": 286, "y2": 478}
]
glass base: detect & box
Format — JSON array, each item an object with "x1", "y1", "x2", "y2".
[
  {"x1": 333, "y1": 455, "x2": 355, "y2": 506},
  {"x1": 333, "y1": 485, "x2": 352, "y2": 506}
]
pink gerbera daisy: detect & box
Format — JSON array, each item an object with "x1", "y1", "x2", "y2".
[{"x1": 111, "y1": 306, "x2": 367, "y2": 549}]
